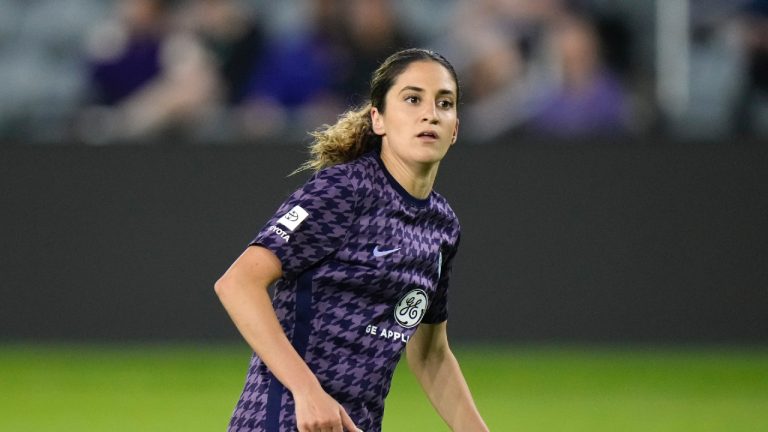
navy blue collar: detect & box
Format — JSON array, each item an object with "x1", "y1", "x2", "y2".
[{"x1": 373, "y1": 152, "x2": 432, "y2": 208}]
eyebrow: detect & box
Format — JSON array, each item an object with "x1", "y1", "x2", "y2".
[{"x1": 398, "y1": 85, "x2": 456, "y2": 97}]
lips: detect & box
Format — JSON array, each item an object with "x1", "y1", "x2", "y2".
[{"x1": 417, "y1": 130, "x2": 439, "y2": 139}]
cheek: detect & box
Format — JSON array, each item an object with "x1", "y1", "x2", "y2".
[{"x1": 388, "y1": 115, "x2": 411, "y2": 135}]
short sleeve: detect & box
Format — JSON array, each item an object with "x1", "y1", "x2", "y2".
[
  {"x1": 250, "y1": 166, "x2": 357, "y2": 280},
  {"x1": 422, "y1": 232, "x2": 460, "y2": 324}
]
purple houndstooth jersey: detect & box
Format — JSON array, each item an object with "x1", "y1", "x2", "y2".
[{"x1": 228, "y1": 151, "x2": 460, "y2": 432}]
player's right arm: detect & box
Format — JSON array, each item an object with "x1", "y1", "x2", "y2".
[{"x1": 215, "y1": 245, "x2": 358, "y2": 432}]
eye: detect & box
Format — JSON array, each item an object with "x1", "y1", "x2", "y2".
[
  {"x1": 405, "y1": 95, "x2": 420, "y2": 104},
  {"x1": 438, "y1": 99, "x2": 455, "y2": 109}
]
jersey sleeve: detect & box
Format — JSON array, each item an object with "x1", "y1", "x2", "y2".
[
  {"x1": 422, "y1": 231, "x2": 460, "y2": 324},
  {"x1": 250, "y1": 165, "x2": 357, "y2": 281}
]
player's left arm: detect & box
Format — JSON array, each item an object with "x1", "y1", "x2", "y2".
[{"x1": 406, "y1": 321, "x2": 489, "y2": 431}]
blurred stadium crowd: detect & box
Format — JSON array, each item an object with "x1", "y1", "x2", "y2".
[{"x1": 0, "y1": 0, "x2": 765, "y2": 145}]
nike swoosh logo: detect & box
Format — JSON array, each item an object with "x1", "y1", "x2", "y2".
[{"x1": 372, "y1": 245, "x2": 401, "y2": 257}]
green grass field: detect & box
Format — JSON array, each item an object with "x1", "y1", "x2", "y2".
[{"x1": 1, "y1": 344, "x2": 767, "y2": 431}]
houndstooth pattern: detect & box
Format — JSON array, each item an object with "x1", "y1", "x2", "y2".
[{"x1": 228, "y1": 152, "x2": 460, "y2": 432}]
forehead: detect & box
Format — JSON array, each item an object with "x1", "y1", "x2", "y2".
[{"x1": 390, "y1": 61, "x2": 457, "y2": 95}]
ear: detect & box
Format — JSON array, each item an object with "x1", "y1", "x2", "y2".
[
  {"x1": 451, "y1": 118, "x2": 460, "y2": 145},
  {"x1": 371, "y1": 106, "x2": 386, "y2": 136}
]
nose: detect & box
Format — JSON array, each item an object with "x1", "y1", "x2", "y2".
[{"x1": 421, "y1": 101, "x2": 439, "y2": 124}]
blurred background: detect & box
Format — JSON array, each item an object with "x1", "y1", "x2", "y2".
[
  {"x1": 0, "y1": 0, "x2": 766, "y2": 145},
  {"x1": 1, "y1": 0, "x2": 768, "y2": 431}
]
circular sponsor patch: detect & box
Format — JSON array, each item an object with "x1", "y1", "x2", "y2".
[{"x1": 394, "y1": 289, "x2": 428, "y2": 328}]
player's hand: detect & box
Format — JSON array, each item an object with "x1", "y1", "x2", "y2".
[{"x1": 293, "y1": 385, "x2": 360, "y2": 432}]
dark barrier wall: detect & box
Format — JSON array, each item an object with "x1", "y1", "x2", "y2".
[{"x1": 2, "y1": 142, "x2": 767, "y2": 343}]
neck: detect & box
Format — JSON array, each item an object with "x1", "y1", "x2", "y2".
[{"x1": 379, "y1": 147, "x2": 439, "y2": 200}]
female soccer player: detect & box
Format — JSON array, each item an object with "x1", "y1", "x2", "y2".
[{"x1": 215, "y1": 48, "x2": 489, "y2": 432}]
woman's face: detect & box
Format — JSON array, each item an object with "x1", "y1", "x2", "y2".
[{"x1": 371, "y1": 61, "x2": 459, "y2": 167}]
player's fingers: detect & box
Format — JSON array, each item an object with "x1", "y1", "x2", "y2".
[
  {"x1": 324, "y1": 422, "x2": 342, "y2": 432},
  {"x1": 298, "y1": 424, "x2": 335, "y2": 432},
  {"x1": 298, "y1": 420, "x2": 336, "y2": 432},
  {"x1": 321, "y1": 420, "x2": 341, "y2": 432},
  {"x1": 338, "y1": 405, "x2": 361, "y2": 432}
]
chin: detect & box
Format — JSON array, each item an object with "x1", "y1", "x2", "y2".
[{"x1": 412, "y1": 148, "x2": 449, "y2": 165}]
